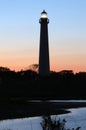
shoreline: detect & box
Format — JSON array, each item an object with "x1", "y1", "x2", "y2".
[{"x1": 0, "y1": 101, "x2": 86, "y2": 121}]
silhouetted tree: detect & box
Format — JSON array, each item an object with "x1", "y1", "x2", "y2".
[
  {"x1": 0, "y1": 66, "x2": 11, "y2": 72},
  {"x1": 28, "y1": 64, "x2": 39, "y2": 72}
]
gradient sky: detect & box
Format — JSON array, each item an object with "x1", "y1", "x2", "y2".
[{"x1": 0, "y1": 0, "x2": 86, "y2": 73}]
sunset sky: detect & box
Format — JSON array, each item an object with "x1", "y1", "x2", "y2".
[{"x1": 0, "y1": 0, "x2": 86, "y2": 73}]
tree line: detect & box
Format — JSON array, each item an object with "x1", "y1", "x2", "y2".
[{"x1": 0, "y1": 66, "x2": 86, "y2": 100}]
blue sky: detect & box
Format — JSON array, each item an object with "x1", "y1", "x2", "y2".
[{"x1": 0, "y1": 0, "x2": 86, "y2": 72}]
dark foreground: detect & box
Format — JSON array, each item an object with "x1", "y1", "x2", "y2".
[
  {"x1": 0, "y1": 99, "x2": 86, "y2": 120},
  {"x1": 0, "y1": 68, "x2": 86, "y2": 100}
]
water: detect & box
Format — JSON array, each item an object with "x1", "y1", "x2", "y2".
[
  {"x1": 0, "y1": 107, "x2": 86, "y2": 130},
  {"x1": 28, "y1": 100, "x2": 86, "y2": 102},
  {"x1": 57, "y1": 108, "x2": 86, "y2": 129},
  {"x1": 0, "y1": 117, "x2": 42, "y2": 130},
  {"x1": 49, "y1": 100, "x2": 86, "y2": 102}
]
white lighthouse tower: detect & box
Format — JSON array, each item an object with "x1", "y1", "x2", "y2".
[{"x1": 39, "y1": 10, "x2": 50, "y2": 76}]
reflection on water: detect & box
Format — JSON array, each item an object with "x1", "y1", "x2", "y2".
[{"x1": 0, "y1": 108, "x2": 86, "y2": 130}]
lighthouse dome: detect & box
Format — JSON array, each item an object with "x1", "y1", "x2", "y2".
[{"x1": 41, "y1": 10, "x2": 48, "y2": 18}]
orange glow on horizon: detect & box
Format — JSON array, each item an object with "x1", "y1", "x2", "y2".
[
  {"x1": 51, "y1": 65, "x2": 86, "y2": 74},
  {"x1": 0, "y1": 52, "x2": 86, "y2": 73},
  {"x1": 0, "y1": 63, "x2": 86, "y2": 73}
]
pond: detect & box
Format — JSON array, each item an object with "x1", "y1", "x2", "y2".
[{"x1": 0, "y1": 107, "x2": 86, "y2": 130}]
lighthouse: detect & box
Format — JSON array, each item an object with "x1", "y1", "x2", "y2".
[{"x1": 39, "y1": 10, "x2": 50, "y2": 76}]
